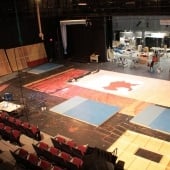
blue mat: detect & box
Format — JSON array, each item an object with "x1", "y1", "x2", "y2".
[
  {"x1": 50, "y1": 96, "x2": 120, "y2": 126},
  {"x1": 27, "y1": 63, "x2": 63, "y2": 74},
  {"x1": 130, "y1": 104, "x2": 170, "y2": 134}
]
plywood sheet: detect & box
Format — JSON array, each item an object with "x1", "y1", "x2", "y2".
[
  {"x1": 0, "y1": 49, "x2": 12, "y2": 76},
  {"x1": 23, "y1": 43, "x2": 47, "y2": 62},
  {"x1": 6, "y1": 47, "x2": 28, "y2": 71}
]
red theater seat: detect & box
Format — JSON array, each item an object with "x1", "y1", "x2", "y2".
[
  {"x1": 27, "y1": 153, "x2": 39, "y2": 166},
  {"x1": 7, "y1": 116, "x2": 16, "y2": 128},
  {"x1": 11, "y1": 129, "x2": 21, "y2": 146},
  {"x1": 30, "y1": 125, "x2": 41, "y2": 140},
  {"x1": 18, "y1": 148, "x2": 29, "y2": 159},
  {"x1": 49, "y1": 146, "x2": 60, "y2": 155},
  {"x1": 51, "y1": 165, "x2": 63, "y2": 170},
  {"x1": 60, "y1": 151, "x2": 71, "y2": 162},
  {"x1": 38, "y1": 142, "x2": 49, "y2": 150},
  {"x1": 0, "y1": 112, "x2": 8, "y2": 123},
  {"x1": 71, "y1": 157, "x2": 83, "y2": 168},
  {"x1": 38, "y1": 159, "x2": 52, "y2": 170}
]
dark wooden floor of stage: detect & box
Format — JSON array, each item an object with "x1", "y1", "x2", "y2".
[{"x1": 0, "y1": 58, "x2": 170, "y2": 170}]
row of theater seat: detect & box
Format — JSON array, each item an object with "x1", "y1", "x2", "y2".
[
  {"x1": 0, "y1": 111, "x2": 41, "y2": 141},
  {"x1": 0, "y1": 122, "x2": 21, "y2": 146},
  {"x1": 51, "y1": 134, "x2": 88, "y2": 159},
  {"x1": 10, "y1": 148, "x2": 64, "y2": 170},
  {"x1": 32, "y1": 141, "x2": 83, "y2": 170}
]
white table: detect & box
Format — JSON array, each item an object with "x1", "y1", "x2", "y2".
[{"x1": 0, "y1": 101, "x2": 22, "y2": 112}]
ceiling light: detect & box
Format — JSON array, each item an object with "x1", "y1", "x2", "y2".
[{"x1": 78, "y1": 2, "x2": 87, "y2": 6}]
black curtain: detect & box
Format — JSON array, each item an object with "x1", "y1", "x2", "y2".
[{"x1": 105, "y1": 16, "x2": 113, "y2": 49}]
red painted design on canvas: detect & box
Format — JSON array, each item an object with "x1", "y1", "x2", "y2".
[{"x1": 104, "y1": 81, "x2": 138, "y2": 91}]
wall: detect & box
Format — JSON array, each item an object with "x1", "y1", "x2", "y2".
[{"x1": 112, "y1": 15, "x2": 170, "y2": 47}]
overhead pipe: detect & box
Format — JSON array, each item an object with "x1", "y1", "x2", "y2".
[{"x1": 36, "y1": 0, "x2": 44, "y2": 40}]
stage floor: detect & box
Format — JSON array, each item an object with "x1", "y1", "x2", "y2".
[
  {"x1": 0, "y1": 60, "x2": 170, "y2": 170},
  {"x1": 70, "y1": 69, "x2": 170, "y2": 107}
]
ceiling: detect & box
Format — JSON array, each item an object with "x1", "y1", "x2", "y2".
[{"x1": 0, "y1": 0, "x2": 170, "y2": 19}]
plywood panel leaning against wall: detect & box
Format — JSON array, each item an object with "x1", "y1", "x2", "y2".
[
  {"x1": 0, "y1": 49, "x2": 12, "y2": 76},
  {"x1": 24, "y1": 42, "x2": 48, "y2": 67},
  {"x1": 6, "y1": 47, "x2": 28, "y2": 72}
]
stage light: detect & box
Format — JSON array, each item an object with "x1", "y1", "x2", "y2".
[
  {"x1": 77, "y1": 0, "x2": 87, "y2": 6},
  {"x1": 78, "y1": 2, "x2": 87, "y2": 6}
]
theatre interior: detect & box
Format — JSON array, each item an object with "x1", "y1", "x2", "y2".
[{"x1": 0, "y1": 0, "x2": 170, "y2": 170}]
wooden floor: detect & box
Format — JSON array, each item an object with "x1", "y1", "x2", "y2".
[{"x1": 0, "y1": 58, "x2": 170, "y2": 170}]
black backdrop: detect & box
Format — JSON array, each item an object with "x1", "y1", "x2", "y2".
[
  {"x1": 67, "y1": 17, "x2": 107, "y2": 62},
  {"x1": 0, "y1": 16, "x2": 108, "y2": 62}
]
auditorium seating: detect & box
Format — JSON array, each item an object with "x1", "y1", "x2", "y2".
[
  {"x1": 10, "y1": 148, "x2": 29, "y2": 168},
  {"x1": 1, "y1": 111, "x2": 120, "y2": 170},
  {"x1": 67, "y1": 156, "x2": 83, "y2": 170},
  {"x1": 32, "y1": 141, "x2": 84, "y2": 170},
  {"x1": 22, "y1": 122, "x2": 41, "y2": 141},
  {"x1": 0, "y1": 112, "x2": 41, "y2": 141},
  {"x1": 33, "y1": 142, "x2": 66, "y2": 168},
  {"x1": 0, "y1": 122, "x2": 21, "y2": 146},
  {"x1": 51, "y1": 134, "x2": 88, "y2": 158},
  {"x1": 10, "y1": 148, "x2": 66, "y2": 170}
]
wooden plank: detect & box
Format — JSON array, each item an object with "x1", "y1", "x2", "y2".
[
  {"x1": 0, "y1": 49, "x2": 12, "y2": 76},
  {"x1": 25, "y1": 42, "x2": 48, "y2": 67},
  {"x1": 6, "y1": 48, "x2": 28, "y2": 71},
  {"x1": 24, "y1": 42, "x2": 47, "y2": 62}
]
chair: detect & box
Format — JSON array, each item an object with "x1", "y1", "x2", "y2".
[
  {"x1": 72, "y1": 157, "x2": 83, "y2": 168},
  {"x1": 22, "y1": 122, "x2": 30, "y2": 135},
  {"x1": 51, "y1": 135, "x2": 72, "y2": 153},
  {"x1": 49, "y1": 146, "x2": 60, "y2": 156},
  {"x1": 0, "y1": 122, "x2": 4, "y2": 129},
  {"x1": 77, "y1": 145, "x2": 87, "y2": 155},
  {"x1": 50, "y1": 150, "x2": 66, "y2": 168},
  {"x1": 29, "y1": 125, "x2": 41, "y2": 141},
  {"x1": 18, "y1": 148, "x2": 29, "y2": 159},
  {"x1": 72, "y1": 144, "x2": 88, "y2": 158},
  {"x1": 60, "y1": 151, "x2": 71, "y2": 162},
  {"x1": 60, "y1": 142, "x2": 73, "y2": 155},
  {"x1": 38, "y1": 141, "x2": 49, "y2": 150},
  {"x1": 3, "y1": 125, "x2": 12, "y2": 140},
  {"x1": 33, "y1": 142, "x2": 49, "y2": 158},
  {"x1": 43, "y1": 146, "x2": 59, "y2": 163},
  {"x1": 67, "y1": 157, "x2": 83, "y2": 170},
  {"x1": 51, "y1": 165, "x2": 64, "y2": 170},
  {"x1": 27, "y1": 153, "x2": 40, "y2": 170},
  {"x1": 10, "y1": 148, "x2": 29, "y2": 168},
  {"x1": 11, "y1": 129, "x2": 21, "y2": 146},
  {"x1": 51, "y1": 137, "x2": 63, "y2": 150},
  {"x1": 6, "y1": 116, "x2": 16, "y2": 128},
  {"x1": 0, "y1": 112, "x2": 8, "y2": 123},
  {"x1": 62, "y1": 140, "x2": 77, "y2": 155},
  {"x1": 0, "y1": 122, "x2": 5, "y2": 136},
  {"x1": 66, "y1": 140, "x2": 76, "y2": 148},
  {"x1": 14, "y1": 119, "x2": 23, "y2": 131},
  {"x1": 38, "y1": 159, "x2": 52, "y2": 170}
]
